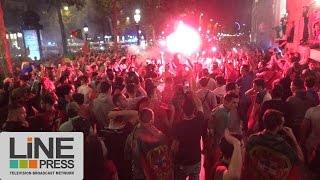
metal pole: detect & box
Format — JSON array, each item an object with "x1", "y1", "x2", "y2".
[{"x1": 136, "y1": 24, "x2": 140, "y2": 45}]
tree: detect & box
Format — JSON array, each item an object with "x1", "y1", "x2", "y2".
[
  {"x1": 0, "y1": 0, "x2": 13, "y2": 77},
  {"x1": 54, "y1": 0, "x2": 85, "y2": 55}
]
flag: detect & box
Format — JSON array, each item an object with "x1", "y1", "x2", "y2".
[
  {"x1": 71, "y1": 29, "x2": 83, "y2": 40},
  {"x1": 82, "y1": 41, "x2": 90, "y2": 53}
]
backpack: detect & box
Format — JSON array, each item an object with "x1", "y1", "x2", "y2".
[{"x1": 144, "y1": 144, "x2": 173, "y2": 180}]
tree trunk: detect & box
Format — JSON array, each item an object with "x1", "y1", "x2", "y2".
[
  {"x1": 0, "y1": 1, "x2": 13, "y2": 77},
  {"x1": 112, "y1": 0, "x2": 118, "y2": 56},
  {"x1": 56, "y1": 0, "x2": 68, "y2": 55}
]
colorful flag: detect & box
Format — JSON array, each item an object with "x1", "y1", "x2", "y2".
[{"x1": 71, "y1": 29, "x2": 83, "y2": 40}]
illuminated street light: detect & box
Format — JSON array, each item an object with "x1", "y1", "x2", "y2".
[
  {"x1": 63, "y1": 6, "x2": 69, "y2": 11},
  {"x1": 134, "y1": 9, "x2": 141, "y2": 45},
  {"x1": 17, "y1": 32, "x2": 23, "y2": 38},
  {"x1": 83, "y1": 24, "x2": 89, "y2": 40}
]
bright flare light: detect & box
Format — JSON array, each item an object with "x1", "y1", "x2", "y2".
[
  {"x1": 316, "y1": 0, "x2": 320, "y2": 6},
  {"x1": 212, "y1": 47, "x2": 217, "y2": 52},
  {"x1": 166, "y1": 22, "x2": 201, "y2": 55}
]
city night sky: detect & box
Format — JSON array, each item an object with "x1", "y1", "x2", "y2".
[{"x1": 198, "y1": 0, "x2": 253, "y2": 25}]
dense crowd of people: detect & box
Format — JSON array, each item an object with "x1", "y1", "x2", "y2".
[{"x1": 1, "y1": 46, "x2": 320, "y2": 180}]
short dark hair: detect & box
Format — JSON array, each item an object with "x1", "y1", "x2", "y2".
[
  {"x1": 216, "y1": 75, "x2": 226, "y2": 85},
  {"x1": 271, "y1": 84, "x2": 283, "y2": 99},
  {"x1": 112, "y1": 93, "x2": 123, "y2": 107},
  {"x1": 305, "y1": 77, "x2": 316, "y2": 88},
  {"x1": 220, "y1": 133, "x2": 242, "y2": 159},
  {"x1": 139, "y1": 108, "x2": 154, "y2": 123},
  {"x1": 253, "y1": 78, "x2": 266, "y2": 89},
  {"x1": 99, "y1": 81, "x2": 111, "y2": 93},
  {"x1": 73, "y1": 93, "x2": 84, "y2": 105},
  {"x1": 241, "y1": 65, "x2": 250, "y2": 72},
  {"x1": 41, "y1": 93, "x2": 57, "y2": 105},
  {"x1": 183, "y1": 94, "x2": 196, "y2": 116},
  {"x1": 56, "y1": 84, "x2": 72, "y2": 98},
  {"x1": 226, "y1": 82, "x2": 237, "y2": 92},
  {"x1": 164, "y1": 77, "x2": 173, "y2": 84},
  {"x1": 126, "y1": 83, "x2": 137, "y2": 95},
  {"x1": 199, "y1": 77, "x2": 209, "y2": 87},
  {"x1": 224, "y1": 92, "x2": 239, "y2": 102},
  {"x1": 292, "y1": 78, "x2": 305, "y2": 90},
  {"x1": 263, "y1": 109, "x2": 284, "y2": 131}
]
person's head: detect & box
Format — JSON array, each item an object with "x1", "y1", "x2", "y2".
[
  {"x1": 126, "y1": 83, "x2": 137, "y2": 96},
  {"x1": 99, "y1": 81, "x2": 111, "y2": 94},
  {"x1": 164, "y1": 77, "x2": 174, "y2": 87},
  {"x1": 308, "y1": 59, "x2": 318, "y2": 71},
  {"x1": 40, "y1": 93, "x2": 57, "y2": 111},
  {"x1": 226, "y1": 82, "x2": 239, "y2": 95},
  {"x1": 240, "y1": 65, "x2": 250, "y2": 76},
  {"x1": 7, "y1": 103, "x2": 27, "y2": 122},
  {"x1": 183, "y1": 93, "x2": 196, "y2": 117},
  {"x1": 271, "y1": 84, "x2": 283, "y2": 99},
  {"x1": 66, "y1": 102, "x2": 80, "y2": 118},
  {"x1": 73, "y1": 93, "x2": 85, "y2": 106},
  {"x1": 263, "y1": 109, "x2": 284, "y2": 132},
  {"x1": 81, "y1": 76, "x2": 90, "y2": 86},
  {"x1": 305, "y1": 77, "x2": 316, "y2": 89},
  {"x1": 220, "y1": 134, "x2": 243, "y2": 160},
  {"x1": 223, "y1": 92, "x2": 239, "y2": 110},
  {"x1": 290, "y1": 78, "x2": 305, "y2": 93},
  {"x1": 202, "y1": 68, "x2": 210, "y2": 77},
  {"x1": 216, "y1": 75, "x2": 226, "y2": 86},
  {"x1": 253, "y1": 78, "x2": 266, "y2": 92},
  {"x1": 57, "y1": 84, "x2": 75, "y2": 101},
  {"x1": 112, "y1": 93, "x2": 128, "y2": 109},
  {"x1": 148, "y1": 85, "x2": 160, "y2": 100},
  {"x1": 199, "y1": 77, "x2": 209, "y2": 88},
  {"x1": 139, "y1": 108, "x2": 154, "y2": 124}
]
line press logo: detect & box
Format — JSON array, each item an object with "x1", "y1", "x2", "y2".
[{"x1": 0, "y1": 132, "x2": 83, "y2": 180}]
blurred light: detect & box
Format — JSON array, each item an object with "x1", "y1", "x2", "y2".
[
  {"x1": 63, "y1": 6, "x2": 69, "y2": 11},
  {"x1": 100, "y1": 46, "x2": 105, "y2": 50},
  {"x1": 159, "y1": 40, "x2": 166, "y2": 46},
  {"x1": 135, "y1": 9, "x2": 140, "y2": 14},
  {"x1": 198, "y1": 27, "x2": 202, "y2": 32},
  {"x1": 210, "y1": 19, "x2": 213, "y2": 22},
  {"x1": 202, "y1": 51, "x2": 206, "y2": 55},
  {"x1": 138, "y1": 30, "x2": 142, "y2": 34},
  {"x1": 166, "y1": 22, "x2": 201, "y2": 55},
  {"x1": 316, "y1": 0, "x2": 320, "y2": 6},
  {"x1": 17, "y1": 32, "x2": 22, "y2": 38},
  {"x1": 200, "y1": 13, "x2": 204, "y2": 16},
  {"x1": 126, "y1": 17, "x2": 130, "y2": 21},
  {"x1": 233, "y1": 48, "x2": 237, "y2": 52},
  {"x1": 207, "y1": 30, "x2": 210, "y2": 34},
  {"x1": 212, "y1": 47, "x2": 217, "y2": 52},
  {"x1": 83, "y1": 24, "x2": 89, "y2": 32},
  {"x1": 162, "y1": 31, "x2": 165, "y2": 34},
  {"x1": 48, "y1": 42, "x2": 52, "y2": 46}
]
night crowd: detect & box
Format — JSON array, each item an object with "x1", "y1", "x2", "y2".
[{"x1": 0, "y1": 46, "x2": 320, "y2": 180}]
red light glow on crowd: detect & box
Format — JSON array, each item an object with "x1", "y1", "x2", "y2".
[{"x1": 166, "y1": 22, "x2": 201, "y2": 56}]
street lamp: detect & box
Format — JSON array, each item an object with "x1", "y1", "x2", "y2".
[
  {"x1": 83, "y1": 24, "x2": 89, "y2": 41},
  {"x1": 134, "y1": 9, "x2": 141, "y2": 45}
]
